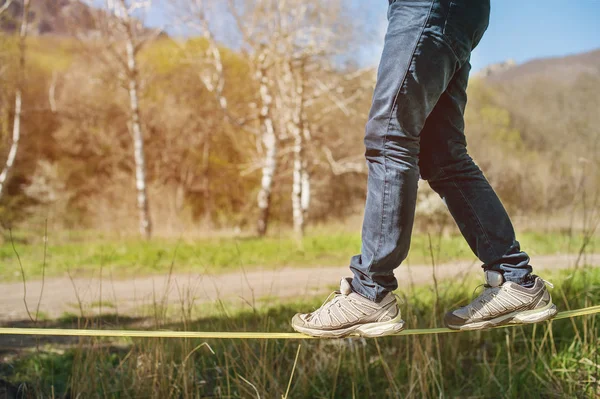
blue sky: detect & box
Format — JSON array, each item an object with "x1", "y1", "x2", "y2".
[
  {"x1": 470, "y1": 0, "x2": 600, "y2": 71},
  {"x1": 146, "y1": 0, "x2": 600, "y2": 72}
]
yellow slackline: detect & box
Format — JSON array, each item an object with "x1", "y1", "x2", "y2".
[
  {"x1": 0, "y1": 305, "x2": 598, "y2": 340},
  {"x1": 0, "y1": 305, "x2": 600, "y2": 339}
]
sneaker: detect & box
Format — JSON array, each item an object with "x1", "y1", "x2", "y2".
[
  {"x1": 444, "y1": 271, "x2": 557, "y2": 331},
  {"x1": 291, "y1": 278, "x2": 405, "y2": 338}
]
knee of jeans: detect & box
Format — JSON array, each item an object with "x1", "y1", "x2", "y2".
[
  {"x1": 364, "y1": 116, "x2": 388, "y2": 149},
  {"x1": 420, "y1": 152, "x2": 480, "y2": 183},
  {"x1": 419, "y1": 153, "x2": 447, "y2": 181},
  {"x1": 365, "y1": 122, "x2": 420, "y2": 170},
  {"x1": 442, "y1": 154, "x2": 482, "y2": 177}
]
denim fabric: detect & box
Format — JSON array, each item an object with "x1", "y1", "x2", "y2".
[{"x1": 350, "y1": 0, "x2": 532, "y2": 302}]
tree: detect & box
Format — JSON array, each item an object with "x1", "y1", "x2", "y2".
[
  {"x1": 0, "y1": 0, "x2": 12, "y2": 15},
  {"x1": 0, "y1": 0, "x2": 29, "y2": 200},
  {"x1": 284, "y1": 57, "x2": 309, "y2": 237},
  {"x1": 177, "y1": 0, "x2": 280, "y2": 236},
  {"x1": 224, "y1": 0, "x2": 366, "y2": 237},
  {"x1": 271, "y1": 0, "x2": 367, "y2": 237},
  {"x1": 82, "y1": 0, "x2": 160, "y2": 238},
  {"x1": 174, "y1": 0, "x2": 256, "y2": 227}
]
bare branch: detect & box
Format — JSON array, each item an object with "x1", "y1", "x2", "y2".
[
  {"x1": 322, "y1": 146, "x2": 366, "y2": 175},
  {"x1": 49, "y1": 71, "x2": 58, "y2": 113},
  {"x1": 0, "y1": 0, "x2": 12, "y2": 15},
  {"x1": 173, "y1": 0, "x2": 260, "y2": 134}
]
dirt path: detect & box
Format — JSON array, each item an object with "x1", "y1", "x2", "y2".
[{"x1": 1, "y1": 253, "x2": 598, "y2": 322}]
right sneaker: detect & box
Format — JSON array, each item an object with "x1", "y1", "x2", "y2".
[
  {"x1": 291, "y1": 277, "x2": 405, "y2": 338},
  {"x1": 444, "y1": 271, "x2": 557, "y2": 331}
]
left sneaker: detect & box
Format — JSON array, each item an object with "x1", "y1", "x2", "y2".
[
  {"x1": 444, "y1": 271, "x2": 557, "y2": 331},
  {"x1": 291, "y1": 277, "x2": 405, "y2": 338}
]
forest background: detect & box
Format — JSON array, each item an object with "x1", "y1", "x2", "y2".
[{"x1": 0, "y1": 0, "x2": 597, "y2": 245}]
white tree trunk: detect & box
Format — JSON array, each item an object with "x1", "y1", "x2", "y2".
[
  {"x1": 284, "y1": 59, "x2": 312, "y2": 238},
  {"x1": 291, "y1": 133, "x2": 304, "y2": 237},
  {"x1": 0, "y1": 0, "x2": 29, "y2": 200},
  {"x1": 0, "y1": 91, "x2": 21, "y2": 198},
  {"x1": 301, "y1": 124, "x2": 311, "y2": 222},
  {"x1": 256, "y1": 52, "x2": 277, "y2": 237},
  {"x1": 0, "y1": 1, "x2": 13, "y2": 16},
  {"x1": 287, "y1": 61, "x2": 305, "y2": 237},
  {"x1": 126, "y1": 37, "x2": 152, "y2": 239},
  {"x1": 201, "y1": 129, "x2": 211, "y2": 223}
]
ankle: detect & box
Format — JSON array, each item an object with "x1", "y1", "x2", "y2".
[{"x1": 510, "y1": 274, "x2": 535, "y2": 288}]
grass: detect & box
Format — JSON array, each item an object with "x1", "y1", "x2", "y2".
[
  {"x1": 1, "y1": 266, "x2": 599, "y2": 398},
  {"x1": 1, "y1": 228, "x2": 598, "y2": 281}
]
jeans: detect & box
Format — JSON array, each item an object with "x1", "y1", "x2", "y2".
[{"x1": 350, "y1": 0, "x2": 532, "y2": 302}]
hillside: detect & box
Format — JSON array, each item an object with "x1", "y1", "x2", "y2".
[
  {"x1": 483, "y1": 48, "x2": 600, "y2": 83},
  {"x1": 0, "y1": 0, "x2": 97, "y2": 35}
]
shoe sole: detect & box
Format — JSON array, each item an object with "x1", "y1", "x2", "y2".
[
  {"x1": 446, "y1": 302, "x2": 558, "y2": 331},
  {"x1": 292, "y1": 311, "x2": 405, "y2": 338}
]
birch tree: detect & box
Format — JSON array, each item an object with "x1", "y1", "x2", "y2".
[
  {"x1": 254, "y1": 47, "x2": 278, "y2": 236},
  {"x1": 282, "y1": 57, "x2": 309, "y2": 237},
  {"x1": 178, "y1": 0, "x2": 368, "y2": 236},
  {"x1": 174, "y1": 0, "x2": 256, "y2": 226},
  {"x1": 273, "y1": 0, "x2": 363, "y2": 237},
  {"x1": 118, "y1": 0, "x2": 152, "y2": 239},
  {"x1": 183, "y1": 0, "x2": 281, "y2": 237},
  {"x1": 225, "y1": 0, "x2": 341, "y2": 237},
  {"x1": 84, "y1": 0, "x2": 158, "y2": 238},
  {"x1": 233, "y1": 16, "x2": 280, "y2": 237},
  {"x1": 0, "y1": 0, "x2": 29, "y2": 200},
  {"x1": 0, "y1": 0, "x2": 12, "y2": 15}
]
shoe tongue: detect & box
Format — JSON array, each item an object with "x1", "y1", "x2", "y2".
[
  {"x1": 340, "y1": 277, "x2": 353, "y2": 295},
  {"x1": 485, "y1": 270, "x2": 504, "y2": 288}
]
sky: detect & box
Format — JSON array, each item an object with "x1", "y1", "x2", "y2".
[{"x1": 145, "y1": 0, "x2": 600, "y2": 72}]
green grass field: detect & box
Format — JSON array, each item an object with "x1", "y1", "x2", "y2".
[
  {"x1": 1, "y1": 229, "x2": 597, "y2": 281},
  {"x1": 1, "y1": 266, "x2": 599, "y2": 398}
]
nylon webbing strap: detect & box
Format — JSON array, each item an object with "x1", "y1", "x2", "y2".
[{"x1": 0, "y1": 305, "x2": 598, "y2": 340}]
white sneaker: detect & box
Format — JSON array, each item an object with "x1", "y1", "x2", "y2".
[
  {"x1": 444, "y1": 271, "x2": 557, "y2": 331},
  {"x1": 291, "y1": 278, "x2": 405, "y2": 338}
]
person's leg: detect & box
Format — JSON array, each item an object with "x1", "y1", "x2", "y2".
[
  {"x1": 292, "y1": 0, "x2": 494, "y2": 338},
  {"x1": 418, "y1": 22, "x2": 557, "y2": 330},
  {"x1": 349, "y1": 0, "x2": 487, "y2": 301},
  {"x1": 419, "y1": 60, "x2": 533, "y2": 285}
]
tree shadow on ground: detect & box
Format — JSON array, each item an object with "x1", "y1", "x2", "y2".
[
  {"x1": 0, "y1": 314, "x2": 147, "y2": 355},
  {"x1": 0, "y1": 302, "x2": 302, "y2": 355}
]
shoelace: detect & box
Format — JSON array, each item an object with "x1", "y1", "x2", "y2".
[
  {"x1": 308, "y1": 290, "x2": 400, "y2": 323},
  {"x1": 525, "y1": 274, "x2": 555, "y2": 289},
  {"x1": 470, "y1": 285, "x2": 499, "y2": 307},
  {"x1": 540, "y1": 278, "x2": 554, "y2": 288},
  {"x1": 306, "y1": 291, "x2": 343, "y2": 322},
  {"x1": 469, "y1": 276, "x2": 555, "y2": 308}
]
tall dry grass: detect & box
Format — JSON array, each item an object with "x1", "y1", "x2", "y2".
[{"x1": 1, "y1": 264, "x2": 598, "y2": 398}]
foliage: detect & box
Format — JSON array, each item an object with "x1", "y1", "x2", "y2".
[{"x1": 0, "y1": 6, "x2": 598, "y2": 236}]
